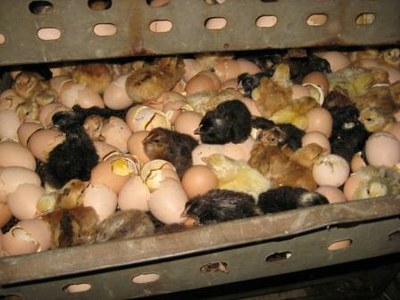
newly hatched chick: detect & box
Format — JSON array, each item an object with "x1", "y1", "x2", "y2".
[
  {"x1": 202, "y1": 153, "x2": 271, "y2": 200},
  {"x1": 125, "y1": 56, "x2": 184, "y2": 103},
  {"x1": 351, "y1": 166, "x2": 400, "y2": 200},
  {"x1": 142, "y1": 127, "x2": 199, "y2": 178},
  {"x1": 354, "y1": 84, "x2": 400, "y2": 114},
  {"x1": 70, "y1": 63, "x2": 113, "y2": 95},
  {"x1": 43, "y1": 110, "x2": 99, "y2": 189},
  {"x1": 258, "y1": 186, "x2": 328, "y2": 214},
  {"x1": 93, "y1": 209, "x2": 155, "y2": 243},
  {"x1": 185, "y1": 189, "x2": 260, "y2": 225},
  {"x1": 359, "y1": 106, "x2": 397, "y2": 132},
  {"x1": 194, "y1": 99, "x2": 252, "y2": 144},
  {"x1": 328, "y1": 105, "x2": 370, "y2": 162}
]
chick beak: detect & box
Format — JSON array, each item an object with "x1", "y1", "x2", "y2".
[{"x1": 193, "y1": 126, "x2": 201, "y2": 135}]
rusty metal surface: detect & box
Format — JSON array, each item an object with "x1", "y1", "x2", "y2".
[
  {"x1": 0, "y1": 0, "x2": 399, "y2": 67},
  {"x1": 0, "y1": 196, "x2": 399, "y2": 299}
]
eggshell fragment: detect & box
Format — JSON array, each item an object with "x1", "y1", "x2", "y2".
[
  {"x1": 118, "y1": 175, "x2": 151, "y2": 211},
  {"x1": 0, "y1": 89, "x2": 25, "y2": 110},
  {"x1": 0, "y1": 110, "x2": 21, "y2": 141},
  {"x1": 82, "y1": 183, "x2": 118, "y2": 222},
  {"x1": 100, "y1": 116, "x2": 132, "y2": 153},
  {"x1": 365, "y1": 132, "x2": 400, "y2": 167},
  {"x1": 0, "y1": 202, "x2": 12, "y2": 228},
  {"x1": 174, "y1": 111, "x2": 202, "y2": 140},
  {"x1": 127, "y1": 131, "x2": 151, "y2": 163},
  {"x1": 103, "y1": 74, "x2": 134, "y2": 110},
  {"x1": 60, "y1": 82, "x2": 104, "y2": 108},
  {"x1": 320, "y1": 51, "x2": 350, "y2": 72},
  {"x1": 312, "y1": 154, "x2": 350, "y2": 187},
  {"x1": 181, "y1": 165, "x2": 218, "y2": 198},
  {"x1": 350, "y1": 152, "x2": 367, "y2": 173},
  {"x1": 0, "y1": 141, "x2": 36, "y2": 170},
  {"x1": 39, "y1": 103, "x2": 70, "y2": 127},
  {"x1": 17, "y1": 122, "x2": 43, "y2": 146},
  {"x1": 7, "y1": 184, "x2": 45, "y2": 220},
  {"x1": 185, "y1": 70, "x2": 221, "y2": 95},
  {"x1": 316, "y1": 186, "x2": 347, "y2": 203},
  {"x1": 302, "y1": 71, "x2": 329, "y2": 96},
  {"x1": 27, "y1": 128, "x2": 66, "y2": 162},
  {"x1": 93, "y1": 141, "x2": 120, "y2": 161},
  {"x1": 125, "y1": 105, "x2": 171, "y2": 132},
  {"x1": 301, "y1": 131, "x2": 331, "y2": 152}
]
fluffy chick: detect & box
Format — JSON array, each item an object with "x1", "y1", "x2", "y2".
[
  {"x1": 93, "y1": 209, "x2": 155, "y2": 243},
  {"x1": 142, "y1": 127, "x2": 198, "y2": 178},
  {"x1": 359, "y1": 106, "x2": 397, "y2": 132},
  {"x1": 258, "y1": 186, "x2": 328, "y2": 214},
  {"x1": 351, "y1": 166, "x2": 400, "y2": 200},
  {"x1": 43, "y1": 110, "x2": 99, "y2": 189},
  {"x1": 125, "y1": 56, "x2": 184, "y2": 103},
  {"x1": 70, "y1": 63, "x2": 113, "y2": 95},
  {"x1": 202, "y1": 153, "x2": 271, "y2": 200},
  {"x1": 194, "y1": 99, "x2": 252, "y2": 144},
  {"x1": 185, "y1": 189, "x2": 260, "y2": 225},
  {"x1": 354, "y1": 84, "x2": 400, "y2": 114}
]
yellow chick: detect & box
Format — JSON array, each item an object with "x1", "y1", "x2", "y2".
[
  {"x1": 202, "y1": 153, "x2": 271, "y2": 201},
  {"x1": 359, "y1": 107, "x2": 397, "y2": 132}
]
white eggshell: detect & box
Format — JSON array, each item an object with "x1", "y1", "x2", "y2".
[
  {"x1": 0, "y1": 110, "x2": 20, "y2": 141},
  {"x1": 118, "y1": 175, "x2": 151, "y2": 211},
  {"x1": 312, "y1": 154, "x2": 350, "y2": 187},
  {"x1": 7, "y1": 184, "x2": 45, "y2": 220},
  {"x1": 365, "y1": 132, "x2": 400, "y2": 167},
  {"x1": 103, "y1": 74, "x2": 134, "y2": 110},
  {"x1": 82, "y1": 183, "x2": 118, "y2": 222},
  {"x1": 148, "y1": 178, "x2": 188, "y2": 224},
  {"x1": 0, "y1": 141, "x2": 36, "y2": 170}
]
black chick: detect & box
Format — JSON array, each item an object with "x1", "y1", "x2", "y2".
[
  {"x1": 185, "y1": 189, "x2": 261, "y2": 225},
  {"x1": 194, "y1": 99, "x2": 252, "y2": 144},
  {"x1": 43, "y1": 110, "x2": 99, "y2": 189},
  {"x1": 142, "y1": 127, "x2": 198, "y2": 178},
  {"x1": 258, "y1": 186, "x2": 328, "y2": 214},
  {"x1": 328, "y1": 105, "x2": 370, "y2": 163},
  {"x1": 251, "y1": 116, "x2": 305, "y2": 150}
]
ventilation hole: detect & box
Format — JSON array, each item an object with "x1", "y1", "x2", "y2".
[
  {"x1": 94, "y1": 23, "x2": 117, "y2": 36},
  {"x1": 63, "y1": 283, "x2": 92, "y2": 293},
  {"x1": 256, "y1": 15, "x2": 278, "y2": 28},
  {"x1": 0, "y1": 34, "x2": 5, "y2": 45},
  {"x1": 204, "y1": 0, "x2": 226, "y2": 4},
  {"x1": 265, "y1": 251, "x2": 292, "y2": 262},
  {"x1": 200, "y1": 261, "x2": 229, "y2": 273},
  {"x1": 388, "y1": 230, "x2": 400, "y2": 242},
  {"x1": 355, "y1": 13, "x2": 376, "y2": 25},
  {"x1": 149, "y1": 20, "x2": 173, "y2": 33},
  {"x1": 29, "y1": 1, "x2": 53, "y2": 15},
  {"x1": 131, "y1": 273, "x2": 160, "y2": 284},
  {"x1": 223, "y1": 43, "x2": 230, "y2": 49},
  {"x1": 327, "y1": 239, "x2": 352, "y2": 251},
  {"x1": 205, "y1": 17, "x2": 227, "y2": 30},
  {"x1": 307, "y1": 14, "x2": 328, "y2": 26},
  {"x1": 146, "y1": 0, "x2": 170, "y2": 7},
  {"x1": 37, "y1": 28, "x2": 61, "y2": 40},
  {"x1": 88, "y1": 0, "x2": 112, "y2": 10}
]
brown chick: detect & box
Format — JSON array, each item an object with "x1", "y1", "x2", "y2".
[
  {"x1": 251, "y1": 63, "x2": 293, "y2": 118},
  {"x1": 248, "y1": 128, "x2": 320, "y2": 191},
  {"x1": 125, "y1": 57, "x2": 184, "y2": 103},
  {"x1": 71, "y1": 63, "x2": 113, "y2": 95},
  {"x1": 142, "y1": 127, "x2": 198, "y2": 178},
  {"x1": 353, "y1": 84, "x2": 400, "y2": 113},
  {"x1": 359, "y1": 106, "x2": 397, "y2": 132}
]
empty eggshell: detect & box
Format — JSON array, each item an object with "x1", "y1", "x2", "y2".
[
  {"x1": 302, "y1": 131, "x2": 331, "y2": 152},
  {"x1": 183, "y1": 58, "x2": 203, "y2": 82},
  {"x1": 350, "y1": 152, "x2": 367, "y2": 173},
  {"x1": 0, "y1": 110, "x2": 20, "y2": 141},
  {"x1": 302, "y1": 71, "x2": 329, "y2": 97},
  {"x1": 28, "y1": 128, "x2": 66, "y2": 162},
  {"x1": 319, "y1": 51, "x2": 350, "y2": 72},
  {"x1": 125, "y1": 105, "x2": 171, "y2": 132},
  {"x1": 127, "y1": 131, "x2": 151, "y2": 163},
  {"x1": 60, "y1": 82, "x2": 104, "y2": 109},
  {"x1": 100, "y1": 116, "x2": 132, "y2": 153},
  {"x1": 306, "y1": 107, "x2": 333, "y2": 137},
  {"x1": 118, "y1": 175, "x2": 151, "y2": 211},
  {"x1": 93, "y1": 141, "x2": 120, "y2": 161},
  {"x1": 0, "y1": 202, "x2": 12, "y2": 228},
  {"x1": 0, "y1": 141, "x2": 36, "y2": 170},
  {"x1": 103, "y1": 74, "x2": 134, "y2": 110},
  {"x1": 365, "y1": 132, "x2": 400, "y2": 167},
  {"x1": 82, "y1": 183, "x2": 118, "y2": 222},
  {"x1": 174, "y1": 111, "x2": 203, "y2": 140},
  {"x1": 0, "y1": 89, "x2": 25, "y2": 110},
  {"x1": 181, "y1": 165, "x2": 219, "y2": 198},
  {"x1": 312, "y1": 154, "x2": 350, "y2": 187},
  {"x1": 39, "y1": 103, "x2": 70, "y2": 127},
  {"x1": 292, "y1": 84, "x2": 311, "y2": 100},
  {"x1": 17, "y1": 122, "x2": 43, "y2": 146},
  {"x1": 7, "y1": 183, "x2": 45, "y2": 220},
  {"x1": 316, "y1": 185, "x2": 347, "y2": 203},
  {"x1": 140, "y1": 159, "x2": 179, "y2": 191},
  {"x1": 185, "y1": 70, "x2": 221, "y2": 95}
]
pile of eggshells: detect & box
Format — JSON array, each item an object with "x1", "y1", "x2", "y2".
[{"x1": 0, "y1": 48, "x2": 399, "y2": 257}]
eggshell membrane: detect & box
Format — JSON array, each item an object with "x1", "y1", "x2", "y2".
[
  {"x1": 185, "y1": 70, "x2": 221, "y2": 95},
  {"x1": 0, "y1": 110, "x2": 21, "y2": 141},
  {"x1": 181, "y1": 165, "x2": 219, "y2": 198},
  {"x1": 174, "y1": 111, "x2": 202, "y2": 140},
  {"x1": 0, "y1": 89, "x2": 25, "y2": 110},
  {"x1": 301, "y1": 131, "x2": 331, "y2": 152},
  {"x1": 60, "y1": 83, "x2": 104, "y2": 109},
  {"x1": 82, "y1": 183, "x2": 118, "y2": 222},
  {"x1": 103, "y1": 74, "x2": 134, "y2": 110},
  {"x1": 365, "y1": 132, "x2": 400, "y2": 167},
  {"x1": 100, "y1": 116, "x2": 132, "y2": 153},
  {"x1": 28, "y1": 128, "x2": 66, "y2": 162},
  {"x1": 127, "y1": 131, "x2": 151, "y2": 163},
  {"x1": 39, "y1": 103, "x2": 70, "y2": 127},
  {"x1": 0, "y1": 202, "x2": 12, "y2": 228},
  {"x1": 320, "y1": 51, "x2": 350, "y2": 72},
  {"x1": 0, "y1": 166, "x2": 41, "y2": 204},
  {"x1": 302, "y1": 71, "x2": 329, "y2": 96},
  {"x1": 306, "y1": 107, "x2": 333, "y2": 137},
  {"x1": 312, "y1": 154, "x2": 350, "y2": 187},
  {"x1": 17, "y1": 122, "x2": 43, "y2": 146},
  {"x1": 350, "y1": 152, "x2": 367, "y2": 173},
  {"x1": 316, "y1": 185, "x2": 347, "y2": 203},
  {"x1": 93, "y1": 140, "x2": 120, "y2": 161},
  {"x1": 118, "y1": 175, "x2": 151, "y2": 211},
  {"x1": 7, "y1": 184, "x2": 45, "y2": 220},
  {"x1": 0, "y1": 141, "x2": 36, "y2": 171},
  {"x1": 2, "y1": 219, "x2": 52, "y2": 255},
  {"x1": 148, "y1": 178, "x2": 188, "y2": 224}
]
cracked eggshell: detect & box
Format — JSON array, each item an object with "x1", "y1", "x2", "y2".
[
  {"x1": 103, "y1": 74, "x2": 134, "y2": 110},
  {"x1": 0, "y1": 141, "x2": 36, "y2": 171},
  {"x1": 125, "y1": 105, "x2": 171, "y2": 132},
  {"x1": 93, "y1": 141, "x2": 120, "y2": 161},
  {"x1": 100, "y1": 116, "x2": 132, "y2": 153},
  {"x1": 7, "y1": 184, "x2": 45, "y2": 220},
  {"x1": 60, "y1": 82, "x2": 104, "y2": 109},
  {"x1": 312, "y1": 154, "x2": 350, "y2": 187},
  {"x1": 39, "y1": 103, "x2": 70, "y2": 127},
  {"x1": 82, "y1": 183, "x2": 118, "y2": 222},
  {"x1": 2, "y1": 219, "x2": 52, "y2": 255},
  {"x1": 0, "y1": 110, "x2": 20, "y2": 141},
  {"x1": 17, "y1": 122, "x2": 43, "y2": 146},
  {"x1": 140, "y1": 159, "x2": 179, "y2": 192},
  {"x1": 118, "y1": 175, "x2": 151, "y2": 211},
  {"x1": 27, "y1": 128, "x2": 66, "y2": 162}
]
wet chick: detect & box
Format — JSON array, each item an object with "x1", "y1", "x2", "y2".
[
  {"x1": 94, "y1": 209, "x2": 155, "y2": 243},
  {"x1": 142, "y1": 127, "x2": 198, "y2": 178},
  {"x1": 43, "y1": 110, "x2": 99, "y2": 189},
  {"x1": 359, "y1": 106, "x2": 397, "y2": 132},
  {"x1": 328, "y1": 105, "x2": 370, "y2": 162},
  {"x1": 194, "y1": 99, "x2": 252, "y2": 144},
  {"x1": 185, "y1": 189, "x2": 260, "y2": 225},
  {"x1": 202, "y1": 153, "x2": 271, "y2": 200},
  {"x1": 258, "y1": 186, "x2": 328, "y2": 214}
]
